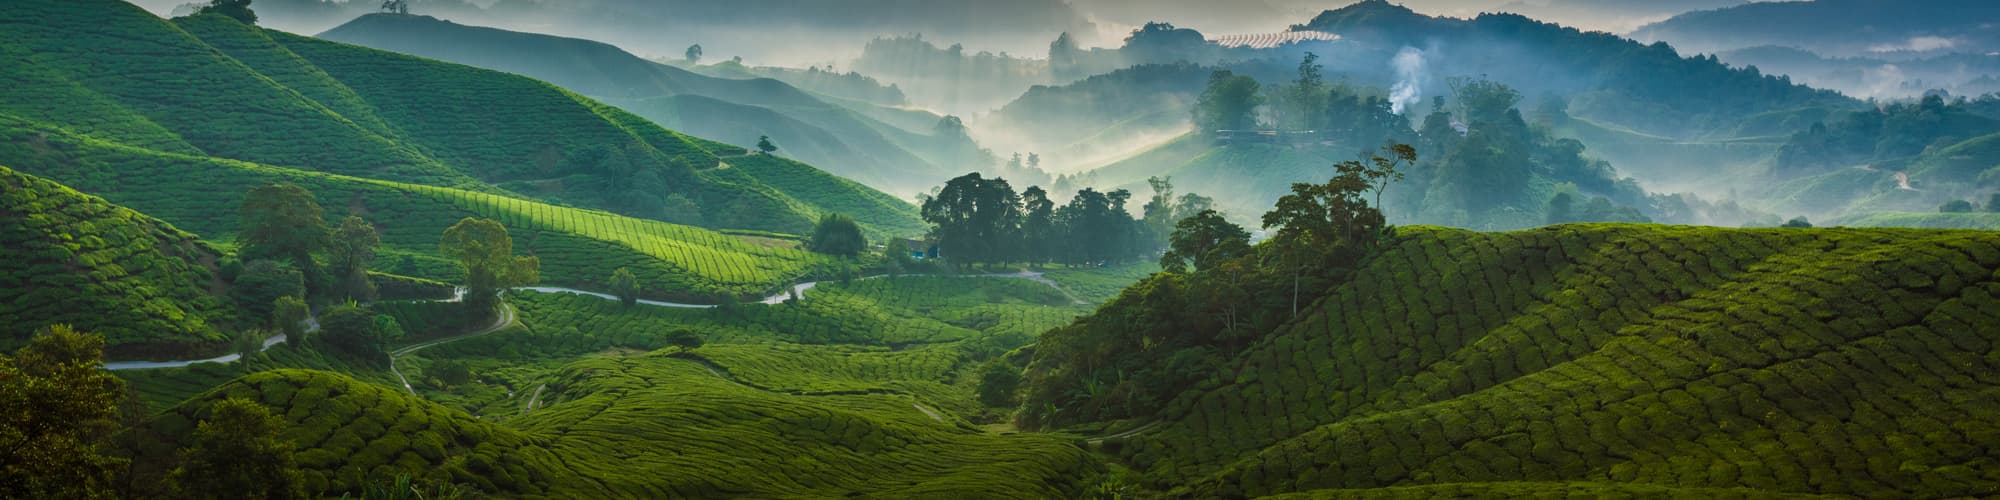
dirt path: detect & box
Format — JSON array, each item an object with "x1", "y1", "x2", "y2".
[{"x1": 388, "y1": 302, "x2": 516, "y2": 395}]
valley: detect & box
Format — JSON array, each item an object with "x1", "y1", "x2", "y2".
[{"x1": 3, "y1": 0, "x2": 1999, "y2": 499}]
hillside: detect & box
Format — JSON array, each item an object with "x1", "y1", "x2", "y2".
[
  {"x1": 0, "y1": 0, "x2": 924, "y2": 238},
  {"x1": 1026, "y1": 224, "x2": 2000, "y2": 497},
  {"x1": 316, "y1": 13, "x2": 956, "y2": 194},
  {"x1": 0, "y1": 120, "x2": 841, "y2": 302},
  {"x1": 1632, "y1": 0, "x2": 2000, "y2": 57},
  {"x1": 0, "y1": 166, "x2": 237, "y2": 359}
]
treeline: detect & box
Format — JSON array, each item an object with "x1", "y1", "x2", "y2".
[
  {"x1": 1015, "y1": 146, "x2": 1414, "y2": 428},
  {"x1": 918, "y1": 173, "x2": 1213, "y2": 267}
]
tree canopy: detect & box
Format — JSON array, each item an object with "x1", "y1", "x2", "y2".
[
  {"x1": 327, "y1": 216, "x2": 380, "y2": 302},
  {"x1": 194, "y1": 0, "x2": 257, "y2": 24},
  {"x1": 807, "y1": 214, "x2": 867, "y2": 257},
  {"x1": 0, "y1": 325, "x2": 126, "y2": 499},
  {"x1": 239, "y1": 183, "x2": 326, "y2": 289},
  {"x1": 440, "y1": 218, "x2": 540, "y2": 319},
  {"x1": 172, "y1": 399, "x2": 305, "y2": 499}
]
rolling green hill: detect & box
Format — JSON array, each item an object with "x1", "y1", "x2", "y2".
[
  {"x1": 0, "y1": 0, "x2": 923, "y2": 239},
  {"x1": 0, "y1": 166, "x2": 237, "y2": 359},
  {"x1": 134, "y1": 357, "x2": 1096, "y2": 497},
  {"x1": 316, "y1": 13, "x2": 956, "y2": 194},
  {"x1": 0, "y1": 121, "x2": 841, "y2": 302},
  {"x1": 1027, "y1": 224, "x2": 2000, "y2": 497}
]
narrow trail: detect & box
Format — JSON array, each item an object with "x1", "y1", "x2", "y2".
[{"x1": 389, "y1": 302, "x2": 516, "y2": 395}]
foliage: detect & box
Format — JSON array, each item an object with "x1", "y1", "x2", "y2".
[
  {"x1": 607, "y1": 267, "x2": 639, "y2": 307},
  {"x1": 1941, "y1": 199, "x2": 1976, "y2": 213},
  {"x1": 806, "y1": 213, "x2": 867, "y2": 257},
  {"x1": 274, "y1": 295, "x2": 309, "y2": 345},
  {"x1": 0, "y1": 326, "x2": 126, "y2": 499},
  {"x1": 1195, "y1": 70, "x2": 1263, "y2": 131},
  {"x1": 239, "y1": 183, "x2": 328, "y2": 291},
  {"x1": 233, "y1": 260, "x2": 304, "y2": 326},
  {"x1": 172, "y1": 398, "x2": 305, "y2": 499},
  {"x1": 328, "y1": 216, "x2": 381, "y2": 302},
  {"x1": 316, "y1": 303, "x2": 391, "y2": 360},
  {"x1": 0, "y1": 166, "x2": 237, "y2": 358},
  {"x1": 439, "y1": 218, "x2": 539, "y2": 319},
  {"x1": 756, "y1": 135, "x2": 777, "y2": 154},
  {"x1": 975, "y1": 360, "x2": 1023, "y2": 408},
  {"x1": 1782, "y1": 216, "x2": 1814, "y2": 228},
  {"x1": 1160, "y1": 210, "x2": 1251, "y2": 273},
  {"x1": 193, "y1": 0, "x2": 257, "y2": 24}
]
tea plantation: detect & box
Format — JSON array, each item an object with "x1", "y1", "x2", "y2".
[
  {"x1": 0, "y1": 166, "x2": 237, "y2": 358},
  {"x1": 1093, "y1": 225, "x2": 2000, "y2": 498},
  {"x1": 139, "y1": 355, "x2": 1097, "y2": 498},
  {"x1": 0, "y1": 0, "x2": 924, "y2": 238},
  {"x1": 0, "y1": 123, "x2": 841, "y2": 301}
]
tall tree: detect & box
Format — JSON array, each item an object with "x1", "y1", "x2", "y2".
[
  {"x1": 1262, "y1": 145, "x2": 1414, "y2": 316},
  {"x1": 1195, "y1": 71, "x2": 1263, "y2": 131},
  {"x1": 172, "y1": 399, "x2": 304, "y2": 499},
  {"x1": 1289, "y1": 52, "x2": 1327, "y2": 130},
  {"x1": 1142, "y1": 176, "x2": 1177, "y2": 247},
  {"x1": 232, "y1": 260, "x2": 304, "y2": 321},
  {"x1": 807, "y1": 213, "x2": 867, "y2": 257},
  {"x1": 920, "y1": 173, "x2": 1022, "y2": 267},
  {"x1": 239, "y1": 183, "x2": 327, "y2": 292},
  {"x1": 327, "y1": 216, "x2": 380, "y2": 302},
  {"x1": 0, "y1": 325, "x2": 126, "y2": 499},
  {"x1": 273, "y1": 295, "x2": 309, "y2": 346},
  {"x1": 757, "y1": 135, "x2": 778, "y2": 154},
  {"x1": 1020, "y1": 186, "x2": 1057, "y2": 265},
  {"x1": 685, "y1": 44, "x2": 703, "y2": 65},
  {"x1": 609, "y1": 268, "x2": 639, "y2": 307},
  {"x1": 439, "y1": 218, "x2": 540, "y2": 320},
  {"x1": 1159, "y1": 210, "x2": 1251, "y2": 273}
]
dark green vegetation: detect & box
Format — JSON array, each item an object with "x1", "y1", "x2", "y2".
[
  {"x1": 0, "y1": 167, "x2": 236, "y2": 358},
  {"x1": 0, "y1": 0, "x2": 921, "y2": 238},
  {"x1": 1027, "y1": 223, "x2": 2000, "y2": 497},
  {"x1": 0, "y1": 326, "x2": 129, "y2": 499},
  {"x1": 316, "y1": 13, "x2": 967, "y2": 195},
  {"x1": 1768, "y1": 95, "x2": 2000, "y2": 222}
]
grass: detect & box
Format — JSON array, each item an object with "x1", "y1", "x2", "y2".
[
  {"x1": 1065, "y1": 224, "x2": 2000, "y2": 497},
  {"x1": 0, "y1": 165, "x2": 237, "y2": 359},
  {"x1": 1831, "y1": 211, "x2": 2000, "y2": 230}
]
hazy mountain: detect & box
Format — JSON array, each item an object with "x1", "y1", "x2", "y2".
[
  {"x1": 1633, "y1": 0, "x2": 2000, "y2": 57},
  {"x1": 318, "y1": 14, "x2": 971, "y2": 195},
  {"x1": 1720, "y1": 45, "x2": 2000, "y2": 99}
]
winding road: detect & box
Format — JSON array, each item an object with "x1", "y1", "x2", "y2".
[{"x1": 104, "y1": 270, "x2": 1083, "y2": 376}]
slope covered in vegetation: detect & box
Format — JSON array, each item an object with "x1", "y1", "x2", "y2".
[
  {"x1": 1028, "y1": 224, "x2": 2000, "y2": 497},
  {"x1": 0, "y1": 121, "x2": 838, "y2": 301},
  {"x1": 0, "y1": 0, "x2": 922, "y2": 238},
  {"x1": 316, "y1": 13, "x2": 955, "y2": 194},
  {"x1": 0, "y1": 166, "x2": 236, "y2": 358},
  {"x1": 137, "y1": 357, "x2": 1095, "y2": 498}
]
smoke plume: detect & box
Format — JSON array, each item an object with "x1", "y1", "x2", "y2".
[{"x1": 1390, "y1": 46, "x2": 1426, "y2": 115}]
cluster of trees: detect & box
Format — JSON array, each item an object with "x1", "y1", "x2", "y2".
[
  {"x1": 1940, "y1": 194, "x2": 2000, "y2": 213},
  {"x1": 1776, "y1": 94, "x2": 1996, "y2": 176},
  {"x1": 1020, "y1": 145, "x2": 1414, "y2": 428},
  {"x1": 917, "y1": 174, "x2": 1211, "y2": 268},
  {"x1": 232, "y1": 184, "x2": 537, "y2": 359},
  {"x1": 0, "y1": 325, "x2": 463, "y2": 499}
]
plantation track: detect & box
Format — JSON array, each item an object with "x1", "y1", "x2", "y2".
[{"x1": 389, "y1": 301, "x2": 516, "y2": 395}]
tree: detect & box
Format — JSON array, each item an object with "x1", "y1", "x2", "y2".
[
  {"x1": 685, "y1": 44, "x2": 703, "y2": 65},
  {"x1": 195, "y1": 0, "x2": 257, "y2": 24},
  {"x1": 1020, "y1": 186, "x2": 1058, "y2": 265},
  {"x1": 807, "y1": 214, "x2": 867, "y2": 257},
  {"x1": 240, "y1": 183, "x2": 327, "y2": 292},
  {"x1": 664, "y1": 330, "x2": 705, "y2": 352},
  {"x1": 440, "y1": 218, "x2": 540, "y2": 320},
  {"x1": 920, "y1": 173, "x2": 1022, "y2": 267},
  {"x1": 1545, "y1": 192, "x2": 1576, "y2": 225},
  {"x1": 1262, "y1": 145, "x2": 1414, "y2": 316},
  {"x1": 609, "y1": 268, "x2": 639, "y2": 307},
  {"x1": 1142, "y1": 176, "x2": 1178, "y2": 245},
  {"x1": 0, "y1": 326, "x2": 127, "y2": 499},
  {"x1": 430, "y1": 360, "x2": 475, "y2": 387},
  {"x1": 1160, "y1": 210, "x2": 1251, "y2": 273},
  {"x1": 1195, "y1": 71, "x2": 1263, "y2": 131},
  {"x1": 233, "y1": 260, "x2": 304, "y2": 321},
  {"x1": 757, "y1": 135, "x2": 777, "y2": 154},
  {"x1": 1782, "y1": 216, "x2": 1814, "y2": 228},
  {"x1": 328, "y1": 216, "x2": 380, "y2": 302},
  {"x1": 1288, "y1": 52, "x2": 1327, "y2": 130},
  {"x1": 1989, "y1": 193, "x2": 2000, "y2": 213},
  {"x1": 316, "y1": 302, "x2": 380, "y2": 357},
  {"x1": 1941, "y1": 199, "x2": 1976, "y2": 213},
  {"x1": 273, "y1": 295, "x2": 309, "y2": 347},
  {"x1": 172, "y1": 399, "x2": 304, "y2": 499},
  {"x1": 976, "y1": 361, "x2": 1022, "y2": 408}
]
